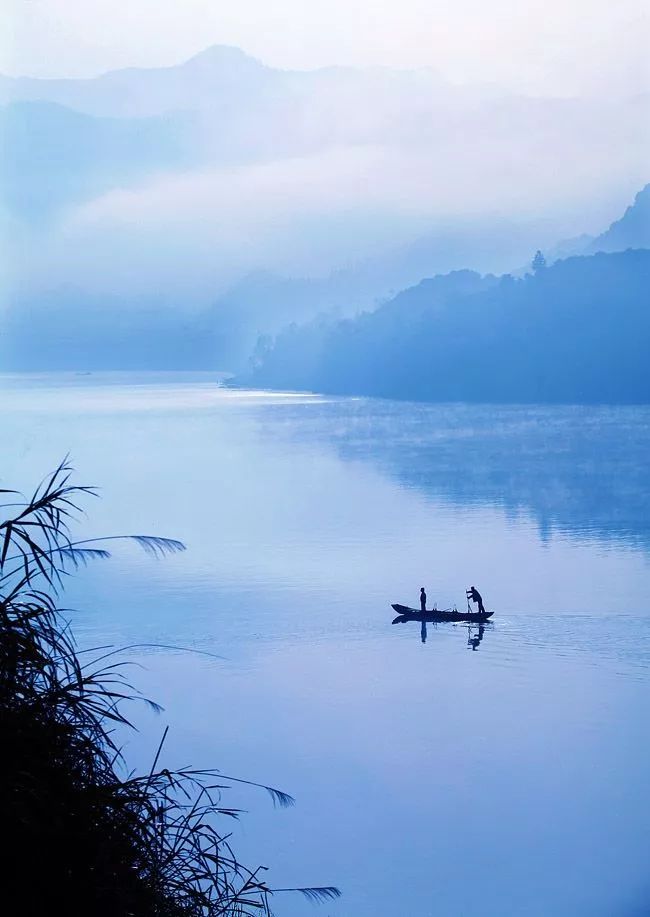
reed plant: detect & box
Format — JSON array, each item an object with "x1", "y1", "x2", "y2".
[{"x1": 0, "y1": 460, "x2": 340, "y2": 915}]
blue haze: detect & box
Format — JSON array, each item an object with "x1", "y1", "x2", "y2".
[{"x1": 1, "y1": 48, "x2": 648, "y2": 380}]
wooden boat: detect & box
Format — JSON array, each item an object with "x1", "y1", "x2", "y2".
[{"x1": 391, "y1": 603, "x2": 494, "y2": 624}]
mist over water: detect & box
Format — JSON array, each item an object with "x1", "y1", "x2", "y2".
[{"x1": 2, "y1": 373, "x2": 649, "y2": 916}]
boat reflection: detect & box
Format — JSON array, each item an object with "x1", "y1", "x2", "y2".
[{"x1": 398, "y1": 617, "x2": 490, "y2": 651}]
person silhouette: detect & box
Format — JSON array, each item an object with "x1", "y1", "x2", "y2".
[
  {"x1": 420, "y1": 587, "x2": 427, "y2": 612},
  {"x1": 466, "y1": 586, "x2": 485, "y2": 614}
]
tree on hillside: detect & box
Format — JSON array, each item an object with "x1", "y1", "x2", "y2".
[{"x1": 531, "y1": 250, "x2": 547, "y2": 272}]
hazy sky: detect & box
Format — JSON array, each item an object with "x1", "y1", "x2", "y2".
[
  {"x1": 3, "y1": 0, "x2": 649, "y2": 96},
  {"x1": 2, "y1": 0, "x2": 648, "y2": 306}
]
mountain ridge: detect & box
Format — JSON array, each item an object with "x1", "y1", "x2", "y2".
[
  {"x1": 589, "y1": 183, "x2": 650, "y2": 253},
  {"x1": 0, "y1": 43, "x2": 445, "y2": 88}
]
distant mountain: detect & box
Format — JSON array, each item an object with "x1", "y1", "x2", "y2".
[
  {"x1": 203, "y1": 217, "x2": 574, "y2": 372},
  {"x1": 202, "y1": 270, "x2": 378, "y2": 372},
  {"x1": 0, "y1": 46, "x2": 454, "y2": 222},
  {"x1": 589, "y1": 183, "x2": 650, "y2": 253},
  {"x1": 515, "y1": 182, "x2": 650, "y2": 271},
  {"x1": 241, "y1": 249, "x2": 650, "y2": 404},
  {"x1": 5, "y1": 190, "x2": 648, "y2": 374},
  {"x1": 0, "y1": 101, "x2": 194, "y2": 219},
  {"x1": 542, "y1": 233, "x2": 595, "y2": 265},
  {"x1": 209, "y1": 186, "x2": 650, "y2": 374},
  {"x1": 0, "y1": 46, "x2": 274, "y2": 118},
  {"x1": 2, "y1": 46, "x2": 645, "y2": 224},
  {"x1": 2, "y1": 47, "x2": 648, "y2": 375}
]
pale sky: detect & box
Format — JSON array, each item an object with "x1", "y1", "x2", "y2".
[{"x1": 2, "y1": 0, "x2": 649, "y2": 97}]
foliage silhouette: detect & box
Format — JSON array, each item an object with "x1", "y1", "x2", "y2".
[{"x1": 0, "y1": 460, "x2": 340, "y2": 915}]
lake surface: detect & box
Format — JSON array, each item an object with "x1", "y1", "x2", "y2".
[{"x1": 2, "y1": 372, "x2": 650, "y2": 916}]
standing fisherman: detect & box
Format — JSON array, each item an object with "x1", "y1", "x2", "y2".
[
  {"x1": 466, "y1": 586, "x2": 486, "y2": 614},
  {"x1": 420, "y1": 587, "x2": 427, "y2": 612}
]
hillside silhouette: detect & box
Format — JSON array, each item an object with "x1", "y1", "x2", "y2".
[
  {"x1": 3, "y1": 177, "x2": 649, "y2": 379},
  {"x1": 243, "y1": 249, "x2": 650, "y2": 404}
]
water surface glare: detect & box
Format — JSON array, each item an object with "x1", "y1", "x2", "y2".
[{"x1": 1, "y1": 372, "x2": 649, "y2": 916}]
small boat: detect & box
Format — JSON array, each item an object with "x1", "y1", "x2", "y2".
[{"x1": 391, "y1": 603, "x2": 494, "y2": 624}]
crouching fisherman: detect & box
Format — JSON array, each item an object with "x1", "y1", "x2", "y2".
[{"x1": 466, "y1": 586, "x2": 486, "y2": 614}]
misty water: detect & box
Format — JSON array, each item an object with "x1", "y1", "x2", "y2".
[{"x1": 2, "y1": 372, "x2": 650, "y2": 917}]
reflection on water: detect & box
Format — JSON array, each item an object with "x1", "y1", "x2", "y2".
[
  {"x1": 250, "y1": 398, "x2": 650, "y2": 552},
  {"x1": 398, "y1": 618, "x2": 490, "y2": 650},
  {"x1": 467, "y1": 622, "x2": 486, "y2": 651},
  {"x1": 0, "y1": 373, "x2": 649, "y2": 917}
]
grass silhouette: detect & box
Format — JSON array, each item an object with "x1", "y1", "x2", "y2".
[{"x1": 0, "y1": 460, "x2": 340, "y2": 915}]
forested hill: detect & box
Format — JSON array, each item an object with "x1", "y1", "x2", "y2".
[{"x1": 242, "y1": 249, "x2": 650, "y2": 404}]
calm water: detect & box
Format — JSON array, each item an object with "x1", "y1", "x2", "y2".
[{"x1": 2, "y1": 372, "x2": 650, "y2": 916}]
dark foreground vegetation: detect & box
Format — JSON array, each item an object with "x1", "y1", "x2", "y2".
[
  {"x1": 0, "y1": 462, "x2": 339, "y2": 915},
  {"x1": 243, "y1": 249, "x2": 650, "y2": 403}
]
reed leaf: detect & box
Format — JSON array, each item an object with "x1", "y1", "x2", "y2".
[{"x1": 0, "y1": 461, "x2": 339, "y2": 915}]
